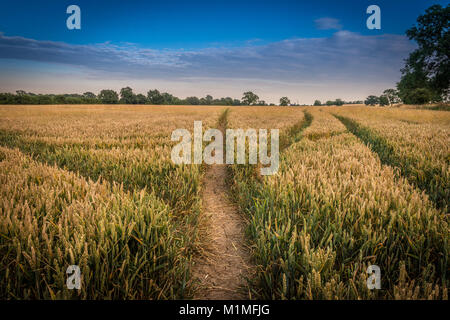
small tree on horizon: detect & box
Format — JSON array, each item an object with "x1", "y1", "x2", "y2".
[
  {"x1": 364, "y1": 95, "x2": 380, "y2": 106},
  {"x1": 279, "y1": 97, "x2": 290, "y2": 106},
  {"x1": 83, "y1": 92, "x2": 96, "y2": 99},
  {"x1": 204, "y1": 95, "x2": 213, "y2": 105},
  {"x1": 98, "y1": 89, "x2": 119, "y2": 104},
  {"x1": 242, "y1": 91, "x2": 259, "y2": 105},
  {"x1": 120, "y1": 87, "x2": 137, "y2": 104},
  {"x1": 147, "y1": 89, "x2": 164, "y2": 104}
]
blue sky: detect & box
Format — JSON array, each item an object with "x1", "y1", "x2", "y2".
[{"x1": 0, "y1": 0, "x2": 448, "y2": 103}]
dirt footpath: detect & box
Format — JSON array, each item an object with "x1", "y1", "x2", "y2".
[{"x1": 192, "y1": 164, "x2": 252, "y2": 300}]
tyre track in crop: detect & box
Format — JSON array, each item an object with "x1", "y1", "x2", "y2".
[
  {"x1": 333, "y1": 114, "x2": 448, "y2": 212},
  {"x1": 249, "y1": 110, "x2": 312, "y2": 182},
  {"x1": 279, "y1": 111, "x2": 313, "y2": 151},
  {"x1": 192, "y1": 109, "x2": 253, "y2": 300},
  {"x1": 0, "y1": 129, "x2": 196, "y2": 214}
]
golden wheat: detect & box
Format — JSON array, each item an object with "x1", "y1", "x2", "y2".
[
  {"x1": 0, "y1": 105, "x2": 222, "y2": 299},
  {"x1": 228, "y1": 106, "x2": 448, "y2": 299},
  {"x1": 0, "y1": 105, "x2": 448, "y2": 300}
]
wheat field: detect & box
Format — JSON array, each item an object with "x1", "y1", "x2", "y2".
[{"x1": 0, "y1": 104, "x2": 448, "y2": 300}]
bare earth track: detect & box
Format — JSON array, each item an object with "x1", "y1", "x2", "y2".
[{"x1": 192, "y1": 163, "x2": 252, "y2": 300}]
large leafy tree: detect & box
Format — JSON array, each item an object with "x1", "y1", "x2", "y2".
[
  {"x1": 120, "y1": 87, "x2": 137, "y2": 104},
  {"x1": 161, "y1": 92, "x2": 177, "y2": 104},
  {"x1": 398, "y1": 4, "x2": 450, "y2": 102},
  {"x1": 279, "y1": 97, "x2": 290, "y2": 106},
  {"x1": 98, "y1": 90, "x2": 119, "y2": 104},
  {"x1": 406, "y1": 88, "x2": 434, "y2": 105},
  {"x1": 205, "y1": 95, "x2": 213, "y2": 105},
  {"x1": 83, "y1": 92, "x2": 96, "y2": 99},
  {"x1": 382, "y1": 89, "x2": 400, "y2": 105},
  {"x1": 147, "y1": 89, "x2": 164, "y2": 104},
  {"x1": 364, "y1": 95, "x2": 379, "y2": 106},
  {"x1": 83, "y1": 92, "x2": 97, "y2": 103},
  {"x1": 242, "y1": 91, "x2": 259, "y2": 105}
]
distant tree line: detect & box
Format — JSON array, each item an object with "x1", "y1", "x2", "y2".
[
  {"x1": 0, "y1": 88, "x2": 301, "y2": 106},
  {"x1": 0, "y1": 88, "x2": 341, "y2": 107},
  {"x1": 0, "y1": 89, "x2": 366, "y2": 107},
  {"x1": 0, "y1": 88, "x2": 246, "y2": 106},
  {"x1": 312, "y1": 99, "x2": 363, "y2": 106}
]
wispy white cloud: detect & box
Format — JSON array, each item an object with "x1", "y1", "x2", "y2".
[{"x1": 314, "y1": 17, "x2": 342, "y2": 30}]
